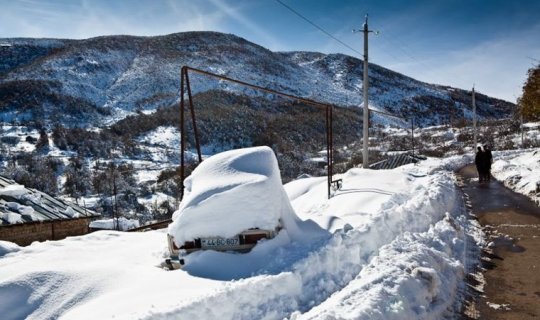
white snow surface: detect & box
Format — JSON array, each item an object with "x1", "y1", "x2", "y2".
[
  {"x1": 0, "y1": 241, "x2": 20, "y2": 257},
  {"x1": 89, "y1": 217, "x2": 140, "y2": 231},
  {"x1": 491, "y1": 148, "x2": 540, "y2": 204},
  {"x1": 0, "y1": 184, "x2": 29, "y2": 198},
  {"x1": 0, "y1": 151, "x2": 481, "y2": 320}
]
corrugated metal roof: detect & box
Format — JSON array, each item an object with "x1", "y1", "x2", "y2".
[
  {"x1": 369, "y1": 153, "x2": 426, "y2": 170},
  {"x1": 0, "y1": 175, "x2": 100, "y2": 227}
]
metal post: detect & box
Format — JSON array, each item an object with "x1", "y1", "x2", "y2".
[
  {"x1": 185, "y1": 71, "x2": 202, "y2": 163},
  {"x1": 411, "y1": 117, "x2": 414, "y2": 157},
  {"x1": 521, "y1": 112, "x2": 524, "y2": 147},
  {"x1": 180, "y1": 67, "x2": 186, "y2": 200},
  {"x1": 112, "y1": 168, "x2": 119, "y2": 231},
  {"x1": 178, "y1": 66, "x2": 338, "y2": 199},
  {"x1": 330, "y1": 105, "x2": 334, "y2": 176},
  {"x1": 472, "y1": 86, "x2": 477, "y2": 151},
  {"x1": 325, "y1": 106, "x2": 330, "y2": 198},
  {"x1": 362, "y1": 15, "x2": 370, "y2": 168}
]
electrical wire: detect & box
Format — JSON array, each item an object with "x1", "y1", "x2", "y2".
[
  {"x1": 275, "y1": 0, "x2": 473, "y2": 90},
  {"x1": 273, "y1": 0, "x2": 408, "y2": 125},
  {"x1": 274, "y1": 0, "x2": 363, "y2": 57}
]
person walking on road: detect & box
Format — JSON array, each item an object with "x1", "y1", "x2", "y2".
[
  {"x1": 484, "y1": 145, "x2": 493, "y2": 181},
  {"x1": 475, "y1": 146, "x2": 487, "y2": 182}
]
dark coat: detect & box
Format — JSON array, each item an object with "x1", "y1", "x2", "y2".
[
  {"x1": 475, "y1": 151, "x2": 487, "y2": 172},
  {"x1": 484, "y1": 148, "x2": 493, "y2": 169}
]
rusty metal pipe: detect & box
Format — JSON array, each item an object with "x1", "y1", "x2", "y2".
[
  {"x1": 184, "y1": 66, "x2": 334, "y2": 111},
  {"x1": 180, "y1": 67, "x2": 186, "y2": 200},
  {"x1": 180, "y1": 66, "x2": 337, "y2": 200},
  {"x1": 185, "y1": 70, "x2": 202, "y2": 163}
]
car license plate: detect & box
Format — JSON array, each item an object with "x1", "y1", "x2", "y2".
[{"x1": 200, "y1": 236, "x2": 240, "y2": 249}]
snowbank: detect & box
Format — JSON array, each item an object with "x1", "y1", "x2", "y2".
[
  {"x1": 491, "y1": 148, "x2": 540, "y2": 204},
  {"x1": 168, "y1": 146, "x2": 316, "y2": 246},
  {"x1": 0, "y1": 241, "x2": 20, "y2": 257},
  {"x1": 296, "y1": 212, "x2": 475, "y2": 320},
  {"x1": 89, "y1": 217, "x2": 140, "y2": 231},
  {"x1": 147, "y1": 167, "x2": 473, "y2": 320}
]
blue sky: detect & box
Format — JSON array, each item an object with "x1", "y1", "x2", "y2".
[{"x1": 1, "y1": 0, "x2": 539, "y2": 102}]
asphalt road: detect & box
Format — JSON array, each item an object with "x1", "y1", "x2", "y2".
[{"x1": 458, "y1": 164, "x2": 540, "y2": 320}]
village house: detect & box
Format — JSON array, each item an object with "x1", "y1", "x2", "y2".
[{"x1": 0, "y1": 175, "x2": 100, "y2": 246}]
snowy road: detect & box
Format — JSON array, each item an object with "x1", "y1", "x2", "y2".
[
  {"x1": 458, "y1": 164, "x2": 540, "y2": 319},
  {"x1": 0, "y1": 156, "x2": 481, "y2": 319}
]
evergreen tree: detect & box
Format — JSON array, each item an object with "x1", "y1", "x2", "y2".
[
  {"x1": 91, "y1": 162, "x2": 138, "y2": 218},
  {"x1": 5, "y1": 154, "x2": 60, "y2": 195},
  {"x1": 35, "y1": 129, "x2": 50, "y2": 152},
  {"x1": 64, "y1": 156, "x2": 92, "y2": 201}
]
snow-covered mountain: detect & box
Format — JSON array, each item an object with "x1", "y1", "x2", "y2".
[{"x1": 0, "y1": 31, "x2": 514, "y2": 127}]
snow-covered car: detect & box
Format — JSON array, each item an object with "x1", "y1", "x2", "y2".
[
  {"x1": 166, "y1": 225, "x2": 281, "y2": 269},
  {"x1": 165, "y1": 146, "x2": 301, "y2": 270}
]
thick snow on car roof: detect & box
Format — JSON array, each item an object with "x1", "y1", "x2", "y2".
[{"x1": 168, "y1": 146, "x2": 309, "y2": 245}]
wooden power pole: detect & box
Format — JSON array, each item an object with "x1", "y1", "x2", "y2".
[
  {"x1": 360, "y1": 15, "x2": 375, "y2": 168},
  {"x1": 472, "y1": 85, "x2": 477, "y2": 151}
]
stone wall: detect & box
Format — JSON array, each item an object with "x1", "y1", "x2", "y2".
[{"x1": 0, "y1": 218, "x2": 93, "y2": 246}]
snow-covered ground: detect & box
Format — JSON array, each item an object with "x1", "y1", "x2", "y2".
[
  {"x1": 0, "y1": 148, "x2": 483, "y2": 320},
  {"x1": 491, "y1": 147, "x2": 540, "y2": 205},
  {"x1": 89, "y1": 217, "x2": 140, "y2": 231}
]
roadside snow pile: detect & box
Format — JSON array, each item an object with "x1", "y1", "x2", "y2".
[
  {"x1": 168, "y1": 146, "x2": 317, "y2": 246},
  {"x1": 89, "y1": 217, "x2": 140, "y2": 231},
  {"x1": 491, "y1": 148, "x2": 540, "y2": 204},
  {"x1": 147, "y1": 166, "x2": 473, "y2": 320},
  {"x1": 296, "y1": 212, "x2": 473, "y2": 320}
]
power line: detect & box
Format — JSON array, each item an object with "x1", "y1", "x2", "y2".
[
  {"x1": 274, "y1": 0, "x2": 363, "y2": 57},
  {"x1": 272, "y1": 3, "x2": 407, "y2": 129}
]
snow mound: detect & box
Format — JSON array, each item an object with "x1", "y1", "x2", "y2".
[
  {"x1": 0, "y1": 241, "x2": 20, "y2": 257},
  {"x1": 168, "y1": 146, "x2": 309, "y2": 245},
  {"x1": 491, "y1": 148, "x2": 540, "y2": 204},
  {"x1": 89, "y1": 217, "x2": 140, "y2": 231}
]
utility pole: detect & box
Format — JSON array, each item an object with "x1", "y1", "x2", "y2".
[
  {"x1": 357, "y1": 15, "x2": 375, "y2": 167},
  {"x1": 521, "y1": 112, "x2": 524, "y2": 147},
  {"x1": 112, "y1": 169, "x2": 119, "y2": 231},
  {"x1": 472, "y1": 85, "x2": 477, "y2": 152},
  {"x1": 411, "y1": 117, "x2": 415, "y2": 157}
]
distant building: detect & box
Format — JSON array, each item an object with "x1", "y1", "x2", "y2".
[{"x1": 0, "y1": 175, "x2": 100, "y2": 246}]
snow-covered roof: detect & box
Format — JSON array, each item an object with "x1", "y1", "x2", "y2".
[{"x1": 0, "y1": 176, "x2": 100, "y2": 226}]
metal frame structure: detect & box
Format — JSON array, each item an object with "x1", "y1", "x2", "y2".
[{"x1": 179, "y1": 66, "x2": 339, "y2": 199}]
